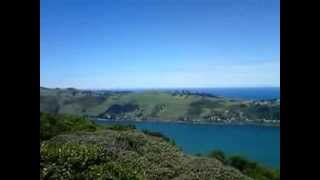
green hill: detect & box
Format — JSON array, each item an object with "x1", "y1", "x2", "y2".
[
  {"x1": 40, "y1": 112, "x2": 252, "y2": 180},
  {"x1": 40, "y1": 87, "x2": 280, "y2": 124},
  {"x1": 41, "y1": 112, "x2": 280, "y2": 180}
]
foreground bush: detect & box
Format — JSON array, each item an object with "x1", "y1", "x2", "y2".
[
  {"x1": 141, "y1": 129, "x2": 170, "y2": 141},
  {"x1": 208, "y1": 150, "x2": 227, "y2": 164},
  {"x1": 228, "y1": 155, "x2": 279, "y2": 180},
  {"x1": 40, "y1": 142, "x2": 143, "y2": 180},
  {"x1": 106, "y1": 124, "x2": 136, "y2": 131},
  {"x1": 40, "y1": 113, "x2": 251, "y2": 180},
  {"x1": 40, "y1": 112, "x2": 98, "y2": 140},
  {"x1": 40, "y1": 112, "x2": 138, "y2": 141},
  {"x1": 141, "y1": 129, "x2": 177, "y2": 147},
  {"x1": 41, "y1": 130, "x2": 251, "y2": 180},
  {"x1": 207, "y1": 150, "x2": 280, "y2": 180}
]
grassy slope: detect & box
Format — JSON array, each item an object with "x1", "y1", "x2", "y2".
[
  {"x1": 41, "y1": 112, "x2": 281, "y2": 180},
  {"x1": 40, "y1": 87, "x2": 280, "y2": 122},
  {"x1": 40, "y1": 113, "x2": 251, "y2": 180},
  {"x1": 42, "y1": 131, "x2": 252, "y2": 180}
]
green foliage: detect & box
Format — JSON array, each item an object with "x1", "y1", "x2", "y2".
[
  {"x1": 85, "y1": 163, "x2": 144, "y2": 180},
  {"x1": 228, "y1": 155, "x2": 280, "y2": 180},
  {"x1": 39, "y1": 109, "x2": 277, "y2": 180},
  {"x1": 141, "y1": 129, "x2": 171, "y2": 142},
  {"x1": 115, "y1": 135, "x2": 146, "y2": 152},
  {"x1": 141, "y1": 129, "x2": 178, "y2": 149},
  {"x1": 208, "y1": 150, "x2": 227, "y2": 164},
  {"x1": 40, "y1": 112, "x2": 99, "y2": 140},
  {"x1": 63, "y1": 96, "x2": 106, "y2": 107},
  {"x1": 228, "y1": 156, "x2": 257, "y2": 172},
  {"x1": 41, "y1": 130, "x2": 250, "y2": 180},
  {"x1": 40, "y1": 112, "x2": 139, "y2": 141},
  {"x1": 40, "y1": 142, "x2": 144, "y2": 180},
  {"x1": 41, "y1": 87, "x2": 280, "y2": 122},
  {"x1": 105, "y1": 124, "x2": 136, "y2": 131},
  {"x1": 151, "y1": 104, "x2": 167, "y2": 117},
  {"x1": 243, "y1": 104, "x2": 280, "y2": 120},
  {"x1": 40, "y1": 113, "x2": 251, "y2": 180},
  {"x1": 106, "y1": 104, "x2": 139, "y2": 114},
  {"x1": 188, "y1": 99, "x2": 222, "y2": 116},
  {"x1": 206, "y1": 150, "x2": 280, "y2": 180},
  {"x1": 169, "y1": 139, "x2": 177, "y2": 146}
]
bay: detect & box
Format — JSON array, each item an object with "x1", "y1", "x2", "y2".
[{"x1": 95, "y1": 120, "x2": 280, "y2": 169}]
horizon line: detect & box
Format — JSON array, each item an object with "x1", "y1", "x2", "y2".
[{"x1": 41, "y1": 85, "x2": 280, "y2": 91}]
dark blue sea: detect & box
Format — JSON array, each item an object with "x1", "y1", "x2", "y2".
[{"x1": 95, "y1": 120, "x2": 280, "y2": 169}]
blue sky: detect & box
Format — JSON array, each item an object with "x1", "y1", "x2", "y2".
[{"x1": 41, "y1": 0, "x2": 279, "y2": 89}]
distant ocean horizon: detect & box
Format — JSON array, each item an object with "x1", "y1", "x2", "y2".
[
  {"x1": 53, "y1": 86, "x2": 280, "y2": 100},
  {"x1": 182, "y1": 87, "x2": 280, "y2": 100},
  {"x1": 105, "y1": 87, "x2": 280, "y2": 100}
]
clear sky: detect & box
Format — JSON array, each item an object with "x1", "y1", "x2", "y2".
[{"x1": 41, "y1": 0, "x2": 279, "y2": 89}]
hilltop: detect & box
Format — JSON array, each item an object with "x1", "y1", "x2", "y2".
[
  {"x1": 41, "y1": 112, "x2": 280, "y2": 180},
  {"x1": 40, "y1": 112, "x2": 252, "y2": 180},
  {"x1": 40, "y1": 87, "x2": 280, "y2": 125}
]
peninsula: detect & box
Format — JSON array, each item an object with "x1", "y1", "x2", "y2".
[{"x1": 40, "y1": 87, "x2": 280, "y2": 126}]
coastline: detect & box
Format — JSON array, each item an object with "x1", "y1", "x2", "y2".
[
  {"x1": 94, "y1": 117, "x2": 280, "y2": 168},
  {"x1": 93, "y1": 118, "x2": 280, "y2": 127}
]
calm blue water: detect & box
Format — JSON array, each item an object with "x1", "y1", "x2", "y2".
[{"x1": 95, "y1": 120, "x2": 280, "y2": 168}]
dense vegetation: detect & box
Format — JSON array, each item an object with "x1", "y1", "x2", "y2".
[
  {"x1": 40, "y1": 112, "x2": 98, "y2": 140},
  {"x1": 104, "y1": 104, "x2": 140, "y2": 115},
  {"x1": 40, "y1": 112, "x2": 138, "y2": 140},
  {"x1": 141, "y1": 129, "x2": 177, "y2": 147},
  {"x1": 142, "y1": 129, "x2": 171, "y2": 142},
  {"x1": 40, "y1": 87, "x2": 280, "y2": 124},
  {"x1": 40, "y1": 112, "x2": 253, "y2": 180},
  {"x1": 207, "y1": 150, "x2": 280, "y2": 180},
  {"x1": 188, "y1": 99, "x2": 224, "y2": 116}
]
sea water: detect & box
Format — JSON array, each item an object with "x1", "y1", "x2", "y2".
[{"x1": 96, "y1": 120, "x2": 280, "y2": 169}]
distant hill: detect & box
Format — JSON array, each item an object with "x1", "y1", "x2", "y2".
[{"x1": 40, "y1": 87, "x2": 280, "y2": 124}]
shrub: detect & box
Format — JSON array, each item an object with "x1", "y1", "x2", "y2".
[
  {"x1": 208, "y1": 150, "x2": 227, "y2": 164},
  {"x1": 85, "y1": 163, "x2": 143, "y2": 180},
  {"x1": 169, "y1": 139, "x2": 177, "y2": 146},
  {"x1": 227, "y1": 155, "x2": 279, "y2": 180},
  {"x1": 206, "y1": 150, "x2": 280, "y2": 180},
  {"x1": 106, "y1": 124, "x2": 136, "y2": 131},
  {"x1": 106, "y1": 104, "x2": 139, "y2": 114},
  {"x1": 40, "y1": 112, "x2": 99, "y2": 140},
  {"x1": 228, "y1": 156, "x2": 255, "y2": 172},
  {"x1": 115, "y1": 135, "x2": 146, "y2": 152},
  {"x1": 141, "y1": 129, "x2": 171, "y2": 142},
  {"x1": 40, "y1": 142, "x2": 144, "y2": 180}
]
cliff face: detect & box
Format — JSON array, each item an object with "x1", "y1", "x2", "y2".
[{"x1": 41, "y1": 129, "x2": 251, "y2": 180}]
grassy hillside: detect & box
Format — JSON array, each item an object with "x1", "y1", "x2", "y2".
[
  {"x1": 40, "y1": 87, "x2": 280, "y2": 124},
  {"x1": 40, "y1": 112, "x2": 252, "y2": 180},
  {"x1": 40, "y1": 112, "x2": 280, "y2": 180}
]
